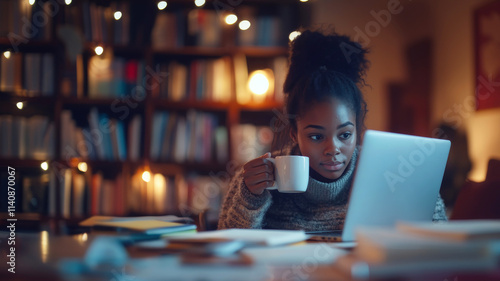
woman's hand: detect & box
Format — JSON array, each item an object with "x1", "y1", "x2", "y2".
[{"x1": 242, "y1": 152, "x2": 275, "y2": 195}]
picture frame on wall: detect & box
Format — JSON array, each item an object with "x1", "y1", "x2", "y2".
[{"x1": 474, "y1": 0, "x2": 500, "y2": 110}]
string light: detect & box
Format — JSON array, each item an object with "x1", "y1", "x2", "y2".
[
  {"x1": 194, "y1": 0, "x2": 205, "y2": 7},
  {"x1": 142, "y1": 171, "x2": 151, "y2": 182},
  {"x1": 225, "y1": 14, "x2": 237, "y2": 25},
  {"x1": 289, "y1": 31, "x2": 301, "y2": 41},
  {"x1": 41, "y1": 162, "x2": 49, "y2": 171},
  {"x1": 114, "y1": 11, "x2": 122, "y2": 20},
  {"x1": 29, "y1": 0, "x2": 35, "y2": 5},
  {"x1": 16, "y1": 102, "x2": 24, "y2": 110},
  {"x1": 95, "y1": 46, "x2": 104, "y2": 56},
  {"x1": 239, "y1": 20, "x2": 251, "y2": 31},
  {"x1": 3, "y1": 51, "x2": 11, "y2": 59},
  {"x1": 300, "y1": 0, "x2": 309, "y2": 2},
  {"x1": 77, "y1": 162, "x2": 88, "y2": 173},
  {"x1": 157, "y1": 1, "x2": 167, "y2": 10},
  {"x1": 65, "y1": 0, "x2": 72, "y2": 5}
]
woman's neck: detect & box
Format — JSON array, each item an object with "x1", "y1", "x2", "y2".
[{"x1": 309, "y1": 167, "x2": 337, "y2": 183}]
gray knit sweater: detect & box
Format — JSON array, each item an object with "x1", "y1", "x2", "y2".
[{"x1": 218, "y1": 147, "x2": 448, "y2": 230}]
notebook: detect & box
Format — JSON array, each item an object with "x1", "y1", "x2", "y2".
[{"x1": 307, "y1": 130, "x2": 451, "y2": 242}]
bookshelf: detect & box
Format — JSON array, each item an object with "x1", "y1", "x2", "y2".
[{"x1": 0, "y1": 0, "x2": 310, "y2": 230}]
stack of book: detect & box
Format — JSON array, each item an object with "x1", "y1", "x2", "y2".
[
  {"x1": 335, "y1": 220, "x2": 500, "y2": 280},
  {"x1": 149, "y1": 110, "x2": 228, "y2": 163}
]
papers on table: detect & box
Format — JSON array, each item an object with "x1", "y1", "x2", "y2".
[{"x1": 166, "y1": 229, "x2": 309, "y2": 247}]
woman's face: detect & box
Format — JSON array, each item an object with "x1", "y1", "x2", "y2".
[{"x1": 293, "y1": 97, "x2": 357, "y2": 180}]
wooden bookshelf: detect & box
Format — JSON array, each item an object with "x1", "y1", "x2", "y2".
[{"x1": 0, "y1": 0, "x2": 309, "y2": 222}]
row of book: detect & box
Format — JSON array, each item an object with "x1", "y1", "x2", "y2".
[
  {"x1": 0, "y1": 115, "x2": 55, "y2": 159},
  {"x1": 151, "y1": 10, "x2": 186, "y2": 49},
  {"x1": 44, "y1": 169, "x2": 226, "y2": 218},
  {"x1": 65, "y1": 2, "x2": 292, "y2": 48},
  {"x1": 151, "y1": 9, "x2": 233, "y2": 49},
  {"x1": 87, "y1": 54, "x2": 145, "y2": 98},
  {"x1": 235, "y1": 5, "x2": 293, "y2": 47},
  {"x1": 60, "y1": 108, "x2": 142, "y2": 161},
  {"x1": 0, "y1": 52, "x2": 55, "y2": 96},
  {"x1": 150, "y1": 110, "x2": 228, "y2": 164},
  {"x1": 68, "y1": 1, "x2": 156, "y2": 47},
  {"x1": 0, "y1": 0, "x2": 54, "y2": 42},
  {"x1": 80, "y1": 1, "x2": 129, "y2": 45},
  {"x1": 152, "y1": 57, "x2": 232, "y2": 102},
  {"x1": 238, "y1": 15, "x2": 282, "y2": 47},
  {"x1": 152, "y1": 7, "x2": 290, "y2": 48}
]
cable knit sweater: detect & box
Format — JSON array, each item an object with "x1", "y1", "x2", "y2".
[{"x1": 218, "y1": 147, "x2": 448, "y2": 230}]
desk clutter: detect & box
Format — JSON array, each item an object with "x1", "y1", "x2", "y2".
[
  {"x1": 336, "y1": 220, "x2": 500, "y2": 279},
  {"x1": 1, "y1": 218, "x2": 500, "y2": 281}
]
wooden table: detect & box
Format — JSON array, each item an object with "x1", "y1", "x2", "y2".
[{"x1": 1, "y1": 231, "x2": 499, "y2": 281}]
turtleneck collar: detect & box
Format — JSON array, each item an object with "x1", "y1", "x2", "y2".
[{"x1": 301, "y1": 147, "x2": 359, "y2": 204}]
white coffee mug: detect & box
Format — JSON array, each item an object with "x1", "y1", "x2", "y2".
[{"x1": 267, "y1": 156, "x2": 309, "y2": 193}]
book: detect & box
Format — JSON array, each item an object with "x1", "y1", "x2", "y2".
[
  {"x1": 80, "y1": 215, "x2": 195, "y2": 226},
  {"x1": 396, "y1": 220, "x2": 500, "y2": 241},
  {"x1": 94, "y1": 220, "x2": 196, "y2": 235},
  {"x1": 83, "y1": 217, "x2": 197, "y2": 235},
  {"x1": 128, "y1": 114, "x2": 141, "y2": 161},
  {"x1": 72, "y1": 173, "x2": 86, "y2": 218},
  {"x1": 335, "y1": 252, "x2": 498, "y2": 280},
  {"x1": 61, "y1": 169, "x2": 72, "y2": 219},
  {"x1": 88, "y1": 108, "x2": 105, "y2": 160}
]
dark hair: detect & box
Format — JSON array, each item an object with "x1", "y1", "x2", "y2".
[{"x1": 272, "y1": 30, "x2": 369, "y2": 152}]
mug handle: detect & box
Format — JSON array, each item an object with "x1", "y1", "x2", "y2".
[{"x1": 266, "y1": 158, "x2": 277, "y2": 190}]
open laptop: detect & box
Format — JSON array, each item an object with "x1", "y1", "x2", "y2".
[{"x1": 307, "y1": 130, "x2": 451, "y2": 242}]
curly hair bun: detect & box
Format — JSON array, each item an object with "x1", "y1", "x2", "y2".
[{"x1": 286, "y1": 30, "x2": 369, "y2": 86}]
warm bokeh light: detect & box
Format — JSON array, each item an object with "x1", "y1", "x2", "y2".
[
  {"x1": 3, "y1": 51, "x2": 11, "y2": 59},
  {"x1": 94, "y1": 46, "x2": 104, "y2": 56},
  {"x1": 300, "y1": 0, "x2": 309, "y2": 2},
  {"x1": 16, "y1": 102, "x2": 23, "y2": 110},
  {"x1": 77, "y1": 162, "x2": 88, "y2": 173},
  {"x1": 225, "y1": 14, "x2": 237, "y2": 25},
  {"x1": 248, "y1": 70, "x2": 270, "y2": 96},
  {"x1": 289, "y1": 31, "x2": 301, "y2": 41},
  {"x1": 73, "y1": 232, "x2": 88, "y2": 245},
  {"x1": 41, "y1": 162, "x2": 49, "y2": 171},
  {"x1": 65, "y1": 0, "x2": 72, "y2": 5},
  {"x1": 40, "y1": 231, "x2": 49, "y2": 263},
  {"x1": 239, "y1": 20, "x2": 251, "y2": 31},
  {"x1": 194, "y1": 0, "x2": 205, "y2": 7},
  {"x1": 142, "y1": 171, "x2": 151, "y2": 182},
  {"x1": 114, "y1": 11, "x2": 122, "y2": 20},
  {"x1": 29, "y1": 0, "x2": 35, "y2": 5},
  {"x1": 157, "y1": 1, "x2": 167, "y2": 10}
]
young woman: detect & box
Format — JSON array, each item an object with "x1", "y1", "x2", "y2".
[{"x1": 217, "y1": 30, "x2": 447, "y2": 230}]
